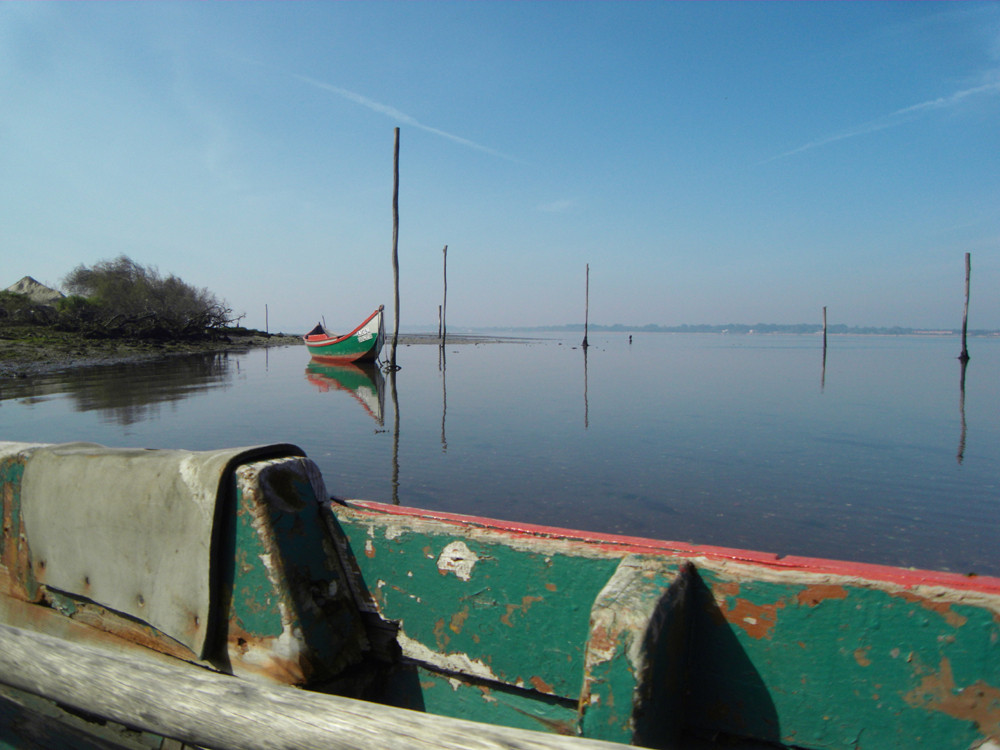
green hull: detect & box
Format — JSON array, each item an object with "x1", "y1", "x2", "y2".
[
  {"x1": 304, "y1": 306, "x2": 385, "y2": 364},
  {"x1": 1, "y1": 442, "x2": 998, "y2": 749}
]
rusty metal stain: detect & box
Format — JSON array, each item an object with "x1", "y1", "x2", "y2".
[
  {"x1": 47, "y1": 592, "x2": 199, "y2": 662},
  {"x1": 894, "y1": 590, "x2": 969, "y2": 628},
  {"x1": 854, "y1": 646, "x2": 872, "y2": 667},
  {"x1": 226, "y1": 618, "x2": 310, "y2": 685},
  {"x1": 904, "y1": 656, "x2": 1000, "y2": 737},
  {"x1": 797, "y1": 584, "x2": 849, "y2": 607},
  {"x1": 545, "y1": 582, "x2": 558, "y2": 592},
  {"x1": 585, "y1": 624, "x2": 617, "y2": 664},
  {"x1": 500, "y1": 595, "x2": 544, "y2": 627}
]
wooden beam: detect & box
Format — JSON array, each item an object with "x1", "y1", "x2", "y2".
[{"x1": 0, "y1": 623, "x2": 623, "y2": 750}]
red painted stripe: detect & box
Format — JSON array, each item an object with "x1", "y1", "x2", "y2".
[{"x1": 341, "y1": 499, "x2": 1000, "y2": 594}]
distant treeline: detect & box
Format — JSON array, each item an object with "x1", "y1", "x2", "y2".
[{"x1": 482, "y1": 323, "x2": 1000, "y2": 336}]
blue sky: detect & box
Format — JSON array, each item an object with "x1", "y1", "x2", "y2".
[{"x1": 3, "y1": 2, "x2": 998, "y2": 332}]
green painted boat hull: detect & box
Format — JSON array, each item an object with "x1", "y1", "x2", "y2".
[
  {"x1": 304, "y1": 306, "x2": 385, "y2": 364},
  {"x1": 1, "y1": 443, "x2": 998, "y2": 749}
]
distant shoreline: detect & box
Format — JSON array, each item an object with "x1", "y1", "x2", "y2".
[{"x1": 453, "y1": 324, "x2": 1000, "y2": 337}]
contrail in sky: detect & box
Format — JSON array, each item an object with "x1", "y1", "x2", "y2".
[
  {"x1": 764, "y1": 79, "x2": 1000, "y2": 163},
  {"x1": 294, "y1": 74, "x2": 522, "y2": 163}
]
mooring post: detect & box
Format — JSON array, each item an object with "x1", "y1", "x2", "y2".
[
  {"x1": 389, "y1": 128, "x2": 401, "y2": 370},
  {"x1": 959, "y1": 252, "x2": 970, "y2": 363},
  {"x1": 582, "y1": 263, "x2": 590, "y2": 349},
  {"x1": 265, "y1": 304, "x2": 269, "y2": 335},
  {"x1": 441, "y1": 244, "x2": 448, "y2": 346}
]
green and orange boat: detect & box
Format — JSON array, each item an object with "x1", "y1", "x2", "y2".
[
  {"x1": 1, "y1": 441, "x2": 998, "y2": 749},
  {"x1": 304, "y1": 305, "x2": 385, "y2": 364}
]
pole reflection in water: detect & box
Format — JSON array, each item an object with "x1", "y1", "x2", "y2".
[
  {"x1": 957, "y1": 357, "x2": 968, "y2": 465},
  {"x1": 389, "y1": 368, "x2": 400, "y2": 505},
  {"x1": 821, "y1": 341, "x2": 827, "y2": 393},
  {"x1": 583, "y1": 345, "x2": 589, "y2": 429},
  {"x1": 439, "y1": 345, "x2": 448, "y2": 452},
  {"x1": 304, "y1": 361, "x2": 386, "y2": 426}
]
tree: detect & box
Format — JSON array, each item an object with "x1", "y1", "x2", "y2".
[{"x1": 61, "y1": 256, "x2": 239, "y2": 338}]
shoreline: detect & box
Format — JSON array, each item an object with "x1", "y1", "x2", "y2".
[{"x1": 0, "y1": 331, "x2": 533, "y2": 379}]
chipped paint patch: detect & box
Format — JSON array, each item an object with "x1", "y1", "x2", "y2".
[
  {"x1": 449, "y1": 606, "x2": 470, "y2": 634},
  {"x1": 854, "y1": 646, "x2": 872, "y2": 667},
  {"x1": 500, "y1": 596, "x2": 544, "y2": 627},
  {"x1": 396, "y1": 630, "x2": 502, "y2": 683},
  {"x1": 437, "y1": 541, "x2": 479, "y2": 581},
  {"x1": 530, "y1": 675, "x2": 555, "y2": 694},
  {"x1": 894, "y1": 590, "x2": 969, "y2": 628},
  {"x1": 719, "y1": 595, "x2": 784, "y2": 640},
  {"x1": 797, "y1": 584, "x2": 849, "y2": 607},
  {"x1": 904, "y1": 657, "x2": 1000, "y2": 737}
]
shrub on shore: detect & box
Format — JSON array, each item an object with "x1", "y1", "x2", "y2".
[{"x1": 58, "y1": 256, "x2": 243, "y2": 339}]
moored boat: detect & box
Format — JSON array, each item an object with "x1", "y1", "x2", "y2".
[
  {"x1": 304, "y1": 305, "x2": 385, "y2": 364},
  {"x1": 1, "y1": 441, "x2": 998, "y2": 750}
]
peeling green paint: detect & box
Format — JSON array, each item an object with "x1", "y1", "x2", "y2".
[
  {"x1": 332, "y1": 510, "x2": 621, "y2": 699},
  {"x1": 688, "y1": 567, "x2": 1000, "y2": 749}
]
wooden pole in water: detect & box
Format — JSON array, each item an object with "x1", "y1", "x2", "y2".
[
  {"x1": 582, "y1": 263, "x2": 590, "y2": 349},
  {"x1": 441, "y1": 245, "x2": 448, "y2": 345},
  {"x1": 265, "y1": 304, "x2": 269, "y2": 335},
  {"x1": 389, "y1": 128, "x2": 401, "y2": 369},
  {"x1": 959, "y1": 252, "x2": 970, "y2": 363}
]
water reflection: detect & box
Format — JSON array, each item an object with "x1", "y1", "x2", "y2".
[
  {"x1": 957, "y1": 357, "x2": 968, "y2": 465},
  {"x1": 389, "y1": 368, "x2": 400, "y2": 504},
  {"x1": 3, "y1": 336, "x2": 996, "y2": 575},
  {"x1": 439, "y1": 346, "x2": 448, "y2": 452},
  {"x1": 0, "y1": 353, "x2": 233, "y2": 426},
  {"x1": 305, "y1": 361, "x2": 386, "y2": 426}
]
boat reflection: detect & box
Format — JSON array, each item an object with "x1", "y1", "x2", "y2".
[{"x1": 305, "y1": 361, "x2": 386, "y2": 426}]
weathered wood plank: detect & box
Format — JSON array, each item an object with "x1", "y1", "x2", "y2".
[{"x1": 0, "y1": 623, "x2": 627, "y2": 750}]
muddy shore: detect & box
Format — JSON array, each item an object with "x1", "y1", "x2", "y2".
[{"x1": 0, "y1": 330, "x2": 529, "y2": 379}]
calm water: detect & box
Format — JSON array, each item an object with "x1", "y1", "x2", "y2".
[{"x1": 2, "y1": 333, "x2": 997, "y2": 576}]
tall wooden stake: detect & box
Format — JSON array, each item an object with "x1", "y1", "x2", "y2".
[
  {"x1": 265, "y1": 304, "x2": 269, "y2": 335},
  {"x1": 441, "y1": 245, "x2": 448, "y2": 345},
  {"x1": 582, "y1": 263, "x2": 590, "y2": 349},
  {"x1": 821, "y1": 306, "x2": 827, "y2": 392},
  {"x1": 389, "y1": 128, "x2": 401, "y2": 369},
  {"x1": 959, "y1": 252, "x2": 970, "y2": 363}
]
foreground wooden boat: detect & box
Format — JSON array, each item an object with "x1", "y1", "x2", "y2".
[
  {"x1": 1, "y1": 441, "x2": 997, "y2": 750},
  {"x1": 304, "y1": 306, "x2": 385, "y2": 364}
]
